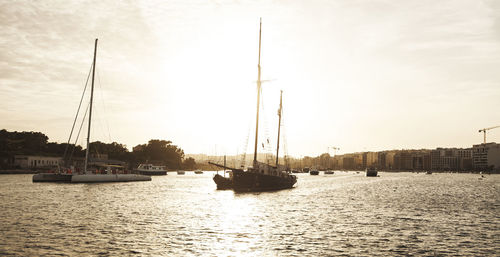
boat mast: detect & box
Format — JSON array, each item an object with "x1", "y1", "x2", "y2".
[
  {"x1": 276, "y1": 90, "x2": 282, "y2": 167},
  {"x1": 253, "y1": 18, "x2": 262, "y2": 164},
  {"x1": 84, "y1": 38, "x2": 98, "y2": 174}
]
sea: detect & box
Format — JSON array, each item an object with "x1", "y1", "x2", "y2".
[{"x1": 0, "y1": 172, "x2": 498, "y2": 256}]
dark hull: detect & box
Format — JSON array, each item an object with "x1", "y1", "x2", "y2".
[
  {"x1": 33, "y1": 173, "x2": 73, "y2": 182},
  {"x1": 310, "y1": 170, "x2": 319, "y2": 175},
  {"x1": 137, "y1": 170, "x2": 167, "y2": 176},
  {"x1": 213, "y1": 174, "x2": 232, "y2": 190},
  {"x1": 232, "y1": 172, "x2": 296, "y2": 192},
  {"x1": 366, "y1": 171, "x2": 378, "y2": 177}
]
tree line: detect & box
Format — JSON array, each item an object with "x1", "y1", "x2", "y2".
[{"x1": 0, "y1": 129, "x2": 196, "y2": 170}]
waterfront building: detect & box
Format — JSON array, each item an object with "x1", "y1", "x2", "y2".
[
  {"x1": 385, "y1": 151, "x2": 396, "y2": 170},
  {"x1": 362, "y1": 152, "x2": 378, "y2": 169},
  {"x1": 472, "y1": 143, "x2": 500, "y2": 171},
  {"x1": 430, "y1": 148, "x2": 473, "y2": 171},
  {"x1": 342, "y1": 156, "x2": 355, "y2": 170},
  {"x1": 14, "y1": 155, "x2": 63, "y2": 169},
  {"x1": 378, "y1": 152, "x2": 386, "y2": 169}
]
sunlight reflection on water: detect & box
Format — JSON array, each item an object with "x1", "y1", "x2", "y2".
[{"x1": 0, "y1": 172, "x2": 499, "y2": 256}]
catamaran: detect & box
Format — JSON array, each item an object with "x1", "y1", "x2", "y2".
[{"x1": 33, "y1": 39, "x2": 150, "y2": 183}]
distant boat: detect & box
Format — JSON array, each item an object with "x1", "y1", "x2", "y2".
[
  {"x1": 425, "y1": 171, "x2": 432, "y2": 175},
  {"x1": 194, "y1": 169, "x2": 203, "y2": 174},
  {"x1": 177, "y1": 170, "x2": 185, "y2": 175},
  {"x1": 365, "y1": 167, "x2": 378, "y2": 177},
  {"x1": 291, "y1": 169, "x2": 300, "y2": 173},
  {"x1": 324, "y1": 170, "x2": 334, "y2": 175},
  {"x1": 310, "y1": 170, "x2": 319, "y2": 175},
  {"x1": 211, "y1": 19, "x2": 297, "y2": 192},
  {"x1": 34, "y1": 39, "x2": 151, "y2": 183},
  {"x1": 135, "y1": 164, "x2": 167, "y2": 175},
  {"x1": 302, "y1": 167, "x2": 310, "y2": 173}
]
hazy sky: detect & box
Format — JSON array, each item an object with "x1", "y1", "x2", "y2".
[{"x1": 1, "y1": 0, "x2": 499, "y2": 157}]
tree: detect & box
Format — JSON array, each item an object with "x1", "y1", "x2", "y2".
[
  {"x1": 183, "y1": 157, "x2": 196, "y2": 170},
  {"x1": 132, "y1": 139, "x2": 185, "y2": 169}
]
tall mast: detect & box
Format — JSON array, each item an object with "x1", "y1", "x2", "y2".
[
  {"x1": 253, "y1": 18, "x2": 262, "y2": 163},
  {"x1": 84, "y1": 38, "x2": 98, "y2": 174},
  {"x1": 276, "y1": 90, "x2": 283, "y2": 167}
]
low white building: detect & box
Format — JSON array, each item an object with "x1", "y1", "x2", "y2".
[
  {"x1": 472, "y1": 143, "x2": 500, "y2": 170},
  {"x1": 14, "y1": 155, "x2": 63, "y2": 169}
]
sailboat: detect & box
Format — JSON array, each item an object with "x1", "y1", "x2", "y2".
[
  {"x1": 211, "y1": 19, "x2": 297, "y2": 192},
  {"x1": 33, "y1": 39, "x2": 151, "y2": 183}
]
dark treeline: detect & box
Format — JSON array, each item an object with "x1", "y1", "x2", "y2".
[{"x1": 0, "y1": 129, "x2": 195, "y2": 170}]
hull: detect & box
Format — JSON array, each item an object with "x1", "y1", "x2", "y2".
[
  {"x1": 213, "y1": 174, "x2": 232, "y2": 190},
  {"x1": 324, "y1": 171, "x2": 334, "y2": 175},
  {"x1": 33, "y1": 173, "x2": 72, "y2": 182},
  {"x1": 232, "y1": 171, "x2": 296, "y2": 192},
  {"x1": 177, "y1": 171, "x2": 185, "y2": 175},
  {"x1": 137, "y1": 170, "x2": 167, "y2": 176},
  {"x1": 71, "y1": 174, "x2": 151, "y2": 183},
  {"x1": 366, "y1": 170, "x2": 378, "y2": 177}
]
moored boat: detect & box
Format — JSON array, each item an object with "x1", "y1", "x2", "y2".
[
  {"x1": 135, "y1": 164, "x2": 167, "y2": 175},
  {"x1": 310, "y1": 170, "x2": 319, "y2": 175},
  {"x1": 194, "y1": 169, "x2": 203, "y2": 174},
  {"x1": 366, "y1": 167, "x2": 378, "y2": 177},
  {"x1": 177, "y1": 170, "x2": 185, "y2": 175},
  {"x1": 33, "y1": 39, "x2": 151, "y2": 183},
  {"x1": 211, "y1": 19, "x2": 297, "y2": 192},
  {"x1": 324, "y1": 170, "x2": 334, "y2": 175}
]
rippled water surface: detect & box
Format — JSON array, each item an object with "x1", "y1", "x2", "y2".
[{"x1": 0, "y1": 172, "x2": 499, "y2": 256}]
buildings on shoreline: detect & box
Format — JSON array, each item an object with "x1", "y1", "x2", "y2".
[
  {"x1": 326, "y1": 142, "x2": 500, "y2": 172},
  {"x1": 4, "y1": 143, "x2": 499, "y2": 173}
]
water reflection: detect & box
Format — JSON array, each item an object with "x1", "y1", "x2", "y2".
[{"x1": 0, "y1": 172, "x2": 498, "y2": 256}]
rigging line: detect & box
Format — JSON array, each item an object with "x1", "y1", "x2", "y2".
[
  {"x1": 69, "y1": 102, "x2": 90, "y2": 163},
  {"x1": 63, "y1": 62, "x2": 93, "y2": 161},
  {"x1": 96, "y1": 67, "x2": 112, "y2": 142}
]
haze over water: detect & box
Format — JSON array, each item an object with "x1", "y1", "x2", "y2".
[{"x1": 1, "y1": 172, "x2": 498, "y2": 256}]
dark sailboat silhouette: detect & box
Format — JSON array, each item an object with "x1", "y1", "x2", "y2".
[{"x1": 211, "y1": 19, "x2": 297, "y2": 192}]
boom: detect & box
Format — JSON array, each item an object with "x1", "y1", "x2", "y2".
[{"x1": 478, "y1": 125, "x2": 500, "y2": 144}]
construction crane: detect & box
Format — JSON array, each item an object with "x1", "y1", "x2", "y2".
[
  {"x1": 478, "y1": 125, "x2": 500, "y2": 144},
  {"x1": 328, "y1": 146, "x2": 340, "y2": 156}
]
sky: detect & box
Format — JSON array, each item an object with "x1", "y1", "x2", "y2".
[{"x1": 1, "y1": 0, "x2": 499, "y2": 157}]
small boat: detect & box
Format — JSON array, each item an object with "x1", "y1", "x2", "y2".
[
  {"x1": 194, "y1": 169, "x2": 203, "y2": 174},
  {"x1": 425, "y1": 171, "x2": 432, "y2": 175},
  {"x1": 135, "y1": 164, "x2": 167, "y2": 175},
  {"x1": 310, "y1": 170, "x2": 319, "y2": 175},
  {"x1": 324, "y1": 170, "x2": 334, "y2": 175},
  {"x1": 177, "y1": 170, "x2": 185, "y2": 175},
  {"x1": 365, "y1": 167, "x2": 378, "y2": 177}
]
